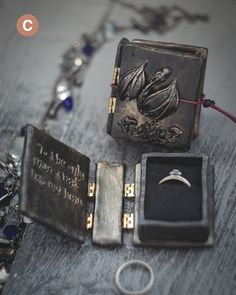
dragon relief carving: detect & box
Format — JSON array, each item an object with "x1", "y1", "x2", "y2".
[{"x1": 117, "y1": 61, "x2": 183, "y2": 143}]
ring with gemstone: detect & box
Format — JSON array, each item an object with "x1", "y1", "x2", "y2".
[{"x1": 159, "y1": 169, "x2": 191, "y2": 187}]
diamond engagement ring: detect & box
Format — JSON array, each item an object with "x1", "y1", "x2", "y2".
[{"x1": 159, "y1": 169, "x2": 191, "y2": 187}]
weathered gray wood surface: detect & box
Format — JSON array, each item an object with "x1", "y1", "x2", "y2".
[{"x1": 0, "y1": 0, "x2": 236, "y2": 294}]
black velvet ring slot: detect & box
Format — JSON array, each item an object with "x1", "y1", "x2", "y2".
[
  {"x1": 135, "y1": 153, "x2": 214, "y2": 247},
  {"x1": 145, "y1": 157, "x2": 202, "y2": 222}
]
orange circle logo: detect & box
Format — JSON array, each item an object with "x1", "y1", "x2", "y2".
[{"x1": 17, "y1": 15, "x2": 39, "y2": 37}]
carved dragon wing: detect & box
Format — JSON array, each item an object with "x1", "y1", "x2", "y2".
[{"x1": 117, "y1": 61, "x2": 147, "y2": 100}]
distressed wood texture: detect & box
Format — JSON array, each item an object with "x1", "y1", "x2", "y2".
[
  {"x1": 92, "y1": 162, "x2": 124, "y2": 246},
  {"x1": 0, "y1": 0, "x2": 236, "y2": 294}
]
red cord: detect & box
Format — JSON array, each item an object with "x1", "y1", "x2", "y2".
[{"x1": 179, "y1": 98, "x2": 236, "y2": 124}]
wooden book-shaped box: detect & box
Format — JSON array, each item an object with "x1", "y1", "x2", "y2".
[{"x1": 107, "y1": 39, "x2": 208, "y2": 151}]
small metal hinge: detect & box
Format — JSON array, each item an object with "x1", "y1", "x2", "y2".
[
  {"x1": 108, "y1": 97, "x2": 116, "y2": 114},
  {"x1": 88, "y1": 182, "x2": 96, "y2": 197},
  {"x1": 112, "y1": 67, "x2": 120, "y2": 85},
  {"x1": 124, "y1": 183, "x2": 135, "y2": 197},
  {"x1": 87, "y1": 213, "x2": 93, "y2": 230},
  {"x1": 123, "y1": 213, "x2": 134, "y2": 229}
]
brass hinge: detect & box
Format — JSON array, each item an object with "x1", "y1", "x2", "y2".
[
  {"x1": 108, "y1": 97, "x2": 116, "y2": 114},
  {"x1": 87, "y1": 213, "x2": 93, "y2": 230},
  {"x1": 124, "y1": 183, "x2": 135, "y2": 197},
  {"x1": 88, "y1": 182, "x2": 96, "y2": 197},
  {"x1": 112, "y1": 67, "x2": 120, "y2": 85},
  {"x1": 123, "y1": 213, "x2": 134, "y2": 229}
]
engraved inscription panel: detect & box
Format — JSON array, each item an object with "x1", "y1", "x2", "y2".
[{"x1": 20, "y1": 125, "x2": 90, "y2": 242}]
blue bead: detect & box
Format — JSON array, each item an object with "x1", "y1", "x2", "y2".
[
  {"x1": 62, "y1": 96, "x2": 73, "y2": 111},
  {"x1": 0, "y1": 184, "x2": 8, "y2": 200},
  {"x1": 3, "y1": 225, "x2": 18, "y2": 240},
  {"x1": 20, "y1": 125, "x2": 28, "y2": 137},
  {"x1": 82, "y1": 43, "x2": 94, "y2": 57}
]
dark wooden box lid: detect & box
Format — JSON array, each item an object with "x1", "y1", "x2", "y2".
[{"x1": 19, "y1": 125, "x2": 90, "y2": 242}]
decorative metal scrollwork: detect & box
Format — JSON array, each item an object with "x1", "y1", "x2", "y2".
[{"x1": 118, "y1": 117, "x2": 183, "y2": 144}]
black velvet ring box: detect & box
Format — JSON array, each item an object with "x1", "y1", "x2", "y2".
[{"x1": 134, "y1": 153, "x2": 214, "y2": 247}]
